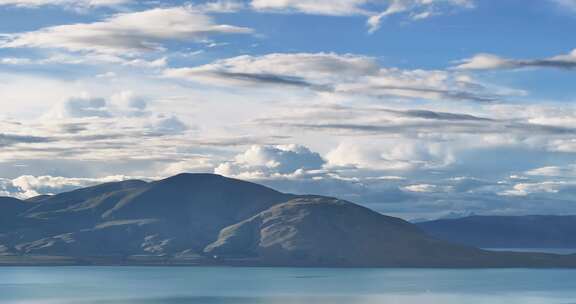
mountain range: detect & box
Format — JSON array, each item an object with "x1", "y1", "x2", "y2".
[
  {"x1": 417, "y1": 215, "x2": 576, "y2": 249},
  {"x1": 1, "y1": 173, "x2": 575, "y2": 267}
]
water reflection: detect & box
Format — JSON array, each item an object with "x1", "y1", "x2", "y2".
[
  {"x1": 12, "y1": 295, "x2": 576, "y2": 304},
  {"x1": 1, "y1": 267, "x2": 576, "y2": 304}
]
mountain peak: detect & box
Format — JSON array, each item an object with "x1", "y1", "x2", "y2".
[{"x1": 161, "y1": 173, "x2": 226, "y2": 182}]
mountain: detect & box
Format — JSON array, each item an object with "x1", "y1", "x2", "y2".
[
  {"x1": 1, "y1": 173, "x2": 576, "y2": 267},
  {"x1": 417, "y1": 215, "x2": 576, "y2": 249},
  {"x1": 0, "y1": 197, "x2": 29, "y2": 217}
]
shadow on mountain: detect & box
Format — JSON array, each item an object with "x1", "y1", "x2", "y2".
[{"x1": 1, "y1": 173, "x2": 576, "y2": 268}]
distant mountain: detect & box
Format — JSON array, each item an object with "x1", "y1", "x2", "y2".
[
  {"x1": 1, "y1": 173, "x2": 576, "y2": 267},
  {"x1": 417, "y1": 215, "x2": 576, "y2": 249}
]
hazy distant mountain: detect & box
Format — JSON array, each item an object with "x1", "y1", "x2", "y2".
[
  {"x1": 417, "y1": 216, "x2": 576, "y2": 249},
  {"x1": 1, "y1": 173, "x2": 576, "y2": 267}
]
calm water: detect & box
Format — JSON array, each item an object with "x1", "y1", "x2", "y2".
[{"x1": 1, "y1": 267, "x2": 576, "y2": 304}]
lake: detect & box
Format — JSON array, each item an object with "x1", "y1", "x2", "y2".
[{"x1": 1, "y1": 267, "x2": 576, "y2": 303}]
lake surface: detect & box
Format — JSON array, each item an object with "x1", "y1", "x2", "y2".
[{"x1": 1, "y1": 267, "x2": 576, "y2": 304}]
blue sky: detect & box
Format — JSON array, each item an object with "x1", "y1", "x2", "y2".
[{"x1": 1, "y1": 0, "x2": 576, "y2": 220}]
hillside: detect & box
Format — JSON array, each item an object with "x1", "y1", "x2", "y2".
[{"x1": 1, "y1": 174, "x2": 576, "y2": 267}]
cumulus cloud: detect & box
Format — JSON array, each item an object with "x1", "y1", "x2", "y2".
[
  {"x1": 44, "y1": 92, "x2": 190, "y2": 135},
  {"x1": 1, "y1": 7, "x2": 253, "y2": 54},
  {"x1": 0, "y1": 175, "x2": 141, "y2": 199},
  {"x1": 46, "y1": 92, "x2": 144, "y2": 119},
  {"x1": 250, "y1": 0, "x2": 475, "y2": 32},
  {"x1": 204, "y1": 143, "x2": 576, "y2": 219},
  {"x1": 246, "y1": 103, "x2": 576, "y2": 208},
  {"x1": 148, "y1": 114, "x2": 189, "y2": 135},
  {"x1": 454, "y1": 50, "x2": 576, "y2": 70},
  {"x1": 215, "y1": 144, "x2": 325, "y2": 179},
  {"x1": 48, "y1": 96, "x2": 110, "y2": 118},
  {"x1": 4, "y1": 140, "x2": 576, "y2": 219},
  {"x1": 326, "y1": 140, "x2": 455, "y2": 171}
]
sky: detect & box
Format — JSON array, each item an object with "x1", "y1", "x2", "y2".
[{"x1": 1, "y1": 0, "x2": 576, "y2": 220}]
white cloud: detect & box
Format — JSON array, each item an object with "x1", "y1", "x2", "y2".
[
  {"x1": 195, "y1": 0, "x2": 245, "y2": 13},
  {"x1": 251, "y1": 0, "x2": 370, "y2": 15},
  {"x1": 548, "y1": 139, "x2": 576, "y2": 153},
  {"x1": 215, "y1": 144, "x2": 325, "y2": 179},
  {"x1": 164, "y1": 52, "x2": 501, "y2": 103},
  {"x1": 403, "y1": 183, "x2": 450, "y2": 193},
  {"x1": 453, "y1": 54, "x2": 514, "y2": 70},
  {"x1": 454, "y1": 49, "x2": 576, "y2": 70},
  {"x1": 500, "y1": 181, "x2": 571, "y2": 197},
  {"x1": 0, "y1": 57, "x2": 33, "y2": 64},
  {"x1": 551, "y1": 0, "x2": 576, "y2": 12},
  {"x1": 46, "y1": 92, "x2": 148, "y2": 119},
  {"x1": 96, "y1": 72, "x2": 117, "y2": 79},
  {"x1": 44, "y1": 92, "x2": 190, "y2": 135},
  {"x1": 1, "y1": 53, "x2": 168, "y2": 69},
  {"x1": 1, "y1": 7, "x2": 253, "y2": 54},
  {"x1": 164, "y1": 52, "x2": 379, "y2": 88},
  {"x1": 149, "y1": 114, "x2": 189, "y2": 135},
  {"x1": 367, "y1": 0, "x2": 475, "y2": 32},
  {"x1": 525, "y1": 164, "x2": 576, "y2": 178},
  {"x1": 47, "y1": 95, "x2": 110, "y2": 119},
  {"x1": 326, "y1": 140, "x2": 455, "y2": 171},
  {"x1": 109, "y1": 90, "x2": 147, "y2": 111},
  {"x1": 250, "y1": 0, "x2": 475, "y2": 32},
  {"x1": 499, "y1": 163, "x2": 576, "y2": 197},
  {"x1": 0, "y1": 0, "x2": 131, "y2": 8},
  {"x1": 335, "y1": 67, "x2": 502, "y2": 102},
  {"x1": 0, "y1": 175, "x2": 139, "y2": 198}
]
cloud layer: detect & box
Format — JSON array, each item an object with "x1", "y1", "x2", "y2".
[
  {"x1": 1, "y1": 7, "x2": 253, "y2": 54},
  {"x1": 0, "y1": 0, "x2": 130, "y2": 8},
  {"x1": 164, "y1": 52, "x2": 506, "y2": 103},
  {"x1": 1, "y1": 1, "x2": 575, "y2": 220},
  {"x1": 251, "y1": 0, "x2": 475, "y2": 32},
  {"x1": 455, "y1": 50, "x2": 576, "y2": 70}
]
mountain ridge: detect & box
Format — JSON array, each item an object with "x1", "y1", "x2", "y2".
[
  {"x1": 1, "y1": 173, "x2": 576, "y2": 267},
  {"x1": 417, "y1": 215, "x2": 576, "y2": 249}
]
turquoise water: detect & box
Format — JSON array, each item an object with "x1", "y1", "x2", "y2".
[{"x1": 1, "y1": 267, "x2": 576, "y2": 303}]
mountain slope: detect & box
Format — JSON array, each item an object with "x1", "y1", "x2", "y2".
[
  {"x1": 0, "y1": 197, "x2": 29, "y2": 218},
  {"x1": 4, "y1": 174, "x2": 293, "y2": 257},
  {"x1": 1, "y1": 174, "x2": 576, "y2": 267},
  {"x1": 417, "y1": 216, "x2": 576, "y2": 249},
  {"x1": 204, "y1": 196, "x2": 485, "y2": 267}
]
